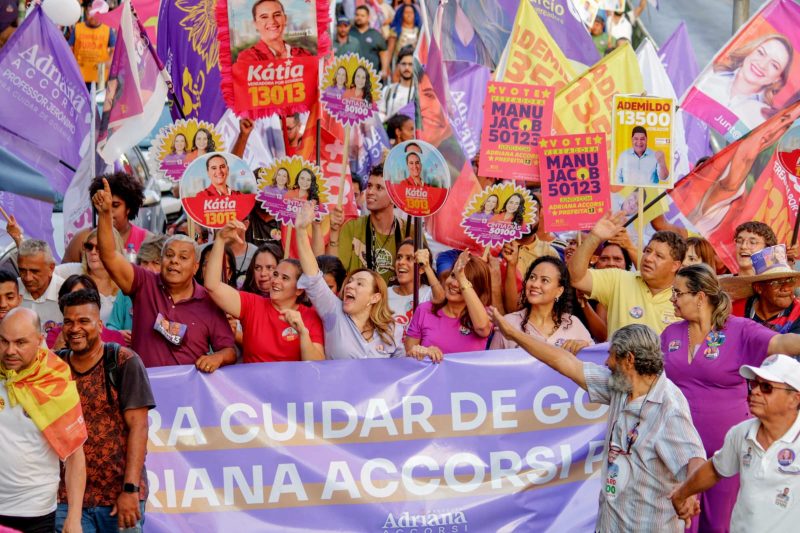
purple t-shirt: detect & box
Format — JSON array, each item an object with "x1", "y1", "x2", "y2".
[
  {"x1": 406, "y1": 301, "x2": 488, "y2": 354},
  {"x1": 128, "y1": 266, "x2": 235, "y2": 367}
]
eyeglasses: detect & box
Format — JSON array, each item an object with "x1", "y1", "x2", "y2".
[
  {"x1": 670, "y1": 288, "x2": 696, "y2": 299},
  {"x1": 766, "y1": 278, "x2": 797, "y2": 289},
  {"x1": 83, "y1": 242, "x2": 98, "y2": 252},
  {"x1": 746, "y1": 379, "x2": 797, "y2": 395},
  {"x1": 734, "y1": 237, "x2": 765, "y2": 248}
]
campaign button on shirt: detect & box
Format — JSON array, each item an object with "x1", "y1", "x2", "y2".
[
  {"x1": 668, "y1": 340, "x2": 681, "y2": 352},
  {"x1": 629, "y1": 306, "x2": 644, "y2": 319}
]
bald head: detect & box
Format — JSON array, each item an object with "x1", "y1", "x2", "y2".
[{"x1": 0, "y1": 307, "x2": 43, "y2": 371}]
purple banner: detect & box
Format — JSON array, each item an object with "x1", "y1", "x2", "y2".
[
  {"x1": 659, "y1": 22, "x2": 711, "y2": 167},
  {"x1": 0, "y1": 6, "x2": 91, "y2": 194},
  {"x1": 144, "y1": 348, "x2": 609, "y2": 531},
  {"x1": 446, "y1": 61, "x2": 491, "y2": 160},
  {"x1": 0, "y1": 191, "x2": 58, "y2": 261},
  {"x1": 157, "y1": 0, "x2": 226, "y2": 124},
  {"x1": 353, "y1": 114, "x2": 390, "y2": 180}
]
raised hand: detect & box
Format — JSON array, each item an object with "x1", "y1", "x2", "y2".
[
  {"x1": 296, "y1": 201, "x2": 315, "y2": 230},
  {"x1": 239, "y1": 118, "x2": 254, "y2": 136},
  {"x1": 501, "y1": 240, "x2": 520, "y2": 266},
  {"x1": 590, "y1": 211, "x2": 627, "y2": 242},
  {"x1": 330, "y1": 205, "x2": 344, "y2": 233},
  {"x1": 217, "y1": 220, "x2": 246, "y2": 245},
  {"x1": 415, "y1": 248, "x2": 431, "y2": 269},
  {"x1": 92, "y1": 177, "x2": 113, "y2": 214}
]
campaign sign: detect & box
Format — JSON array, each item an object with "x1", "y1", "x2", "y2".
[
  {"x1": 460, "y1": 182, "x2": 537, "y2": 247},
  {"x1": 478, "y1": 82, "x2": 554, "y2": 181},
  {"x1": 226, "y1": 0, "x2": 319, "y2": 116},
  {"x1": 610, "y1": 95, "x2": 675, "y2": 189},
  {"x1": 384, "y1": 141, "x2": 451, "y2": 217},
  {"x1": 320, "y1": 53, "x2": 382, "y2": 127},
  {"x1": 255, "y1": 156, "x2": 330, "y2": 225},
  {"x1": 152, "y1": 119, "x2": 225, "y2": 181},
  {"x1": 777, "y1": 123, "x2": 800, "y2": 178},
  {"x1": 179, "y1": 152, "x2": 257, "y2": 228},
  {"x1": 539, "y1": 133, "x2": 610, "y2": 232}
]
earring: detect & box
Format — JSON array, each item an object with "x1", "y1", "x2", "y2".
[{"x1": 555, "y1": 296, "x2": 559, "y2": 303}]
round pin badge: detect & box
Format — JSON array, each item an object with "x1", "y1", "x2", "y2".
[
  {"x1": 629, "y1": 306, "x2": 644, "y2": 319},
  {"x1": 778, "y1": 448, "x2": 796, "y2": 467}
]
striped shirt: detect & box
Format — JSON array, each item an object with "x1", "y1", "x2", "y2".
[{"x1": 583, "y1": 363, "x2": 705, "y2": 532}]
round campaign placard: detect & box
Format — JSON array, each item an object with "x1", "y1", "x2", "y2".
[
  {"x1": 777, "y1": 123, "x2": 800, "y2": 179},
  {"x1": 460, "y1": 182, "x2": 537, "y2": 247},
  {"x1": 254, "y1": 156, "x2": 330, "y2": 226},
  {"x1": 320, "y1": 53, "x2": 381, "y2": 127},
  {"x1": 384, "y1": 140, "x2": 451, "y2": 217},
  {"x1": 179, "y1": 152, "x2": 257, "y2": 229},
  {"x1": 151, "y1": 119, "x2": 225, "y2": 182}
]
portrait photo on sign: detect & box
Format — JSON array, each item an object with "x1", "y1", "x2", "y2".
[
  {"x1": 179, "y1": 152, "x2": 257, "y2": 228},
  {"x1": 681, "y1": 0, "x2": 800, "y2": 140},
  {"x1": 383, "y1": 140, "x2": 451, "y2": 217},
  {"x1": 151, "y1": 119, "x2": 224, "y2": 181},
  {"x1": 228, "y1": 0, "x2": 317, "y2": 63},
  {"x1": 777, "y1": 122, "x2": 800, "y2": 177},
  {"x1": 610, "y1": 95, "x2": 674, "y2": 189},
  {"x1": 320, "y1": 53, "x2": 382, "y2": 126},
  {"x1": 255, "y1": 156, "x2": 330, "y2": 225},
  {"x1": 460, "y1": 182, "x2": 536, "y2": 247}
]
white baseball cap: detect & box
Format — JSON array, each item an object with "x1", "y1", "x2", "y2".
[{"x1": 740, "y1": 354, "x2": 800, "y2": 392}]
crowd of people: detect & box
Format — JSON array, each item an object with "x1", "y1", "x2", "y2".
[{"x1": 2, "y1": 0, "x2": 800, "y2": 532}]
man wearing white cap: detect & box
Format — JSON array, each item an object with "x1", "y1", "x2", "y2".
[{"x1": 670, "y1": 354, "x2": 800, "y2": 531}]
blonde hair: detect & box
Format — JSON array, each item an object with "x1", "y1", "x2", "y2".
[
  {"x1": 82, "y1": 228, "x2": 124, "y2": 295},
  {"x1": 343, "y1": 268, "x2": 397, "y2": 346},
  {"x1": 677, "y1": 263, "x2": 731, "y2": 331}
]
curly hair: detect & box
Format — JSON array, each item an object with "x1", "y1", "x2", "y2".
[
  {"x1": 610, "y1": 324, "x2": 664, "y2": 377},
  {"x1": 649, "y1": 231, "x2": 687, "y2": 262},
  {"x1": 735, "y1": 221, "x2": 777, "y2": 247},
  {"x1": 192, "y1": 127, "x2": 216, "y2": 153},
  {"x1": 518, "y1": 256, "x2": 572, "y2": 332},
  {"x1": 293, "y1": 169, "x2": 320, "y2": 203},
  {"x1": 89, "y1": 172, "x2": 145, "y2": 220},
  {"x1": 499, "y1": 193, "x2": 525, "y2": 227},
  {"x1": 350, "y1": 66, "x2": 373, "y2": 104}
]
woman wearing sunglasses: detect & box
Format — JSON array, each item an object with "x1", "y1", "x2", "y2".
[{"x1": 660, "y1": 263, "x2": 800, "y2": 532}]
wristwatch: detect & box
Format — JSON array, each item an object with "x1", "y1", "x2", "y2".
[{"x1": 123, "y1": 483, "x2": 139, "y2": 493}]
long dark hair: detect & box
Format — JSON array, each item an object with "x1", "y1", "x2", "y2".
[
  {"x1": 293, "y1": 168, "x2": 320, "y2": 203},
  {"x1": 519, "y1": 256, "x2": 572, "y2": 332},
  {"x1": 500, "y1": 193, "x2": 525, "y2": 226},
  {"x1": 192, "y1": 127, "x2": 216, "y2": 153},
  {"x1": 195, "y1": 245, "x2": 236, "y2": 288},
  {"x1": 350, "y1": 66, "x2": 373, "y2": 104},
  {"x1": 242, "y1": 242, "x2": 283, "y2": 296},
  {"x1": 432, "y1": 256, "x2": 491, "y2": 332}
]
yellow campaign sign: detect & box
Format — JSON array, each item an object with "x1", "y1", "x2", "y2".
[
  {"x1": 501, "y1": 0, "x2": 575, "y2": 91},
  {"x1": 553, "y1": 44, "x2": 643, "y2": 136}
]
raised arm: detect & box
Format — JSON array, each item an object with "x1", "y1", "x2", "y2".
[
  {"x1": 93, "y1": 178, "x2": 135, "y2": 293},
  {"x1": 569, "y1": 211, "x2": 626, "y2": 294},
  {"x1": 204, "y1": 220, "x2": 246, "y2": 318},
  {"x1": 489, "y1": 306, "x2": 586, "y2": 389},
  {"x1": 768, "y1": 333, "x2": 800, "y2": 356},
  {"x1": 416, "y1": 248, "x2": 444, "y2": 304},
  {"x1": 455, "y1": 251, "x2": 492, "y2": 338},
  {"x1": 295, "y1": 201, "x2": 321, "y2": 277},
  {"x1": 501, "y1": 241, "x2": 521, "y2": 313},
  {"x1": 231, "y1": 118, "x2": 254, "y2": 158}
]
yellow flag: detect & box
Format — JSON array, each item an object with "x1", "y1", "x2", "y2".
[
  {"x1": 500, "y1": 1, "x2": 576, "y2": 91},
  {"x1": 554, "y1": 44, "x2": 643, "y2": 135}
]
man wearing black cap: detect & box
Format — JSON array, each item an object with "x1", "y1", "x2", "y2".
[{"x1": 334, "y1": 16, "x2": 359, "y2": 57}]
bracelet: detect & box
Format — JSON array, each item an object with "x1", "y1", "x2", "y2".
[
  {"x1": 329, "y1": 240, "x2": 338, "y2": 246},
  {"x1": 459, "y1": 280, "x2": 473, "y2": 291}
]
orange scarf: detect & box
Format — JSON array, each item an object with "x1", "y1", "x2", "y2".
[{"x1": 0, "y1": 348, "x2": 87, "y2": 460}]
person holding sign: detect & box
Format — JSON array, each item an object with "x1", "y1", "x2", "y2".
[
  {"x1": 236, "y1": 0, "x2": 313, "y2": 63},
  {"x1": 196, "y1": 155, "x2": 240, "y2": 198},
  {"x1": 614, "y1": 126, "x2": 669, "y2": 187}
]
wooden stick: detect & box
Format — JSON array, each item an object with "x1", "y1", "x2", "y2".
[
  {"x1": 637, "y1": 187, "x2": 644, "y2": 267},
  {"x1": 337, "y1": 125, "x2": 351, "y2": 208},
  {"x1": 284, "y1": 226, "x2": 293, "y2": 259},
  {"x1": 0, "y1": 205, "x2": 10, "y2": 222}
]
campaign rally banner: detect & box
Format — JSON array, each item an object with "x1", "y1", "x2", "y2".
[
  {"x1": 460, "y1": 183, "x2": 537, "y2": 247},
  {"x1": 670, "y1": 100, "x2": 800, "y2": 271},
  {"x1": 610, "y1": 95, "x2": 675, "y2": 189},
  {"x1": 478, "y1": 82, "x2": 554, "y2": 181},
  {"x1": 498, "y1": 0, "x2": 576, "y2": 91},
  {"x1": 385, "y1": 140, "x2": 451, "y2": 217},
  {"x1": 152, "y1": 120, "x2": 225, "y2": 181},
  {"x1": 218, "y1": 0, "x2": 320, "y2": 118},
  {"x1": 539, "y1": 133, "x2": 610, "y2": 232},
  {"x1": 255, "y1": 155, "x2": 330, "y2": 225},
  {"x1": 320, "y1": 54, "x2": 382, "y2": 127},
  {"x1": 143, "y1": 348, "x2": 609, "y2": 532},
  {"x1": 179, "y1": 152, "x2": 257, "y2": 228},
  {"x1": 680, "y1": 0, "x2": 800, "y2": 142}
]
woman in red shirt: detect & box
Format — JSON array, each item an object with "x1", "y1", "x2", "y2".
[{"x1": 204, "y1": 221, "x2": 325, "y2": 363}]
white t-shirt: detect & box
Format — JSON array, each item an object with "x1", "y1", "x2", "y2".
[
  {"x1": 712, "y1": 413, "x2": 800, "y2": 533},
  {"x1": 388, "y1": 285, "x2": 432, "y2": 332},
  {"x1": 18, "y1": 274, "x2": 64, "y2": 333},
  {"x1": 0, "y1": 385, "x2": 60, "y2": 516}
]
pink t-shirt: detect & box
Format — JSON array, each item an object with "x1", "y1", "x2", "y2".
[
  {"x1": 406, "y1": 301, "x2": 488, "y2": 354},
  {"x1": 489, "y1": 310, "x2": 593, "y2": 350}
]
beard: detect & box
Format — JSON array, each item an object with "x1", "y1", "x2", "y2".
[{"x1": 608, "y1": 368, "x2": 632, "y2": 394}]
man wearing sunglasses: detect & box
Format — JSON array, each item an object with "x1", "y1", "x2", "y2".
[
  {"x1": 671, "y1": 354, "x2": 800, "y2": 531},
  {"x1": 722, "y1": 244, "x2": 800, "y2": 335}
]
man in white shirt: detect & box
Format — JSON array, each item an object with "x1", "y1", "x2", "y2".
[
  {"x1": 379, "y1": 46, "x2": 415, "y2": 122},
  {"x1": 615, "y1": 126, "x2": 669, "y2": 187},
  {"x1": 671, "y1": 355, "x2": 800, "y2": 532},
  {"x1": 16, "y1": 239, "x2": 64, "y2": 333}
]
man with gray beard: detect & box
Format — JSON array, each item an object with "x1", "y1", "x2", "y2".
[{"x1": 487, "y1": 316, "x2": 706, "y2": 532}]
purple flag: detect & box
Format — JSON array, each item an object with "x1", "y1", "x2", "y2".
[
  {"x1": 158, "y1": 0, "x2": 226, "y2": 124},
  {"x1": 659, "y1": 22, "x2": 711, "y2": 166},
  {"x1": 0, "y1": 5, "x2": 92, "y2": 196},
  {"x1": 0, "y1": 192, "x2": 58, "y2": 261},
  {"x1": 353, "y1": 114, "x2": 390, "y2": 180},
  {"x1": 446, "y1": 61, "x2": 491, "y2": 160}
]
